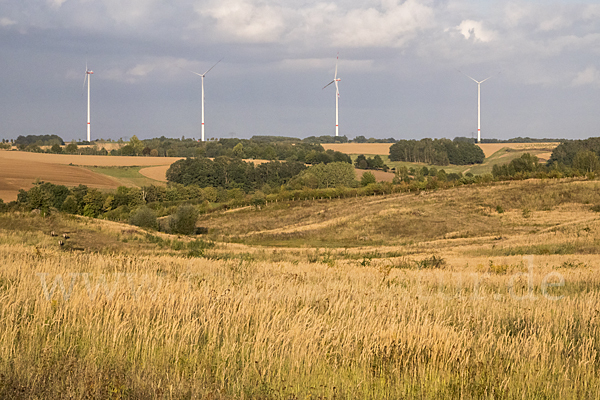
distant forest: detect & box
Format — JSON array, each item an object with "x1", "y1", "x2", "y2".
[
  {"x1": 548, "y1": 138, "x2": 600, "y2": 167},
  {"x1": 389, "y1": 138, "x2": 485, "y2": 166},
  {"x1": 14, "y1": 134, "x2": 64, "y2": 146}
]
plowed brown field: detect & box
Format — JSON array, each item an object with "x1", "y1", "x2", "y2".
[
  {"x1": 0, "y1": 151, "x2": 182, "y2": 166},
  {"x1": 0, "y1": 152, "x2": 122, "y2": 201}
]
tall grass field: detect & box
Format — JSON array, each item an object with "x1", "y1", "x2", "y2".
[{"x1": 1, "y1": 177, "x2": 600, "y2": 398}]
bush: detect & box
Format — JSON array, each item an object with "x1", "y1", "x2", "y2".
[
  {"x1": 129, "y1": 206, "x2": 158, "y2": 229},
  {"x1": 61, "y1": 195, "x2": 78, "y2": 214},
  {"x1": 169, "y1": 204, "x2": 199, "y2": 235},
  {"x1": 360, "y1": 171, "x2": 376, "y2": 186}
]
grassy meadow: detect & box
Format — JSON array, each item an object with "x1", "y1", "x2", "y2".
[{"x1": 1, "y1": 177, "x2": 600, "y2": 398}]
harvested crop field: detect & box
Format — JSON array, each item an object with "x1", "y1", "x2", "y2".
[
  {"x1": 322, "y1": 143, "x2": 393, "y2": 155},
  {"x1": 355, "y1": 168, "x2": 394, "y2": 182},
  {"x1": 0, "y1": 152, "x2": 121, "y2": 201},
  {"x1": 476, "y1": 142, "x2": 560, "y2": 158},
  {"x1": 139, "y1": 165, "x2": 170, "y2": 182},
  {"x1": 0, "y1": 150, "x2": 183, "y2": 167}
]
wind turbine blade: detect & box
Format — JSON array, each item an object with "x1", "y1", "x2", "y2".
[
  {"x1": 456, "y1": 68, "x2": 479, "y2": 83},
  {"x1": 83, "y1": 73, "x2": 87, "y2": 93},
  {"x1": 203, "y1": 57, "x2": 223, "y2": 76},
  {"x1": 323, "y1": 80, "x2": 335, "y2": 90},
  {"x1": 334, "y1": 52, "x2": 340, "y2": 79},
  {"x1": 335, "y1": 81, "x2": 339, "y2": 96},
  {"x1": 480, "y1": 76, "x2": 493, "y2": 83},
  {"x1": 189, "y1": 69, "x2": 205, "y2": 77}
]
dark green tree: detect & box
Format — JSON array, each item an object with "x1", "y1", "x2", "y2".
[{"x1": 169, "y1": 204, "x2": 199, "y2": 235}]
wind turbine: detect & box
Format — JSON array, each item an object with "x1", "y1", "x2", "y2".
[
  {"x1": 458, "y1": 70, "x2": 492, "y2": 143},
  {"x1": 83, "y1": 63, "x2": 93, "y2": 142},
  {"x1": 187, "y1": 58, "x2": 222, "y2": 142},
  {"x1": 323, "y1": 54, "x2": 341, "y2": 137}
]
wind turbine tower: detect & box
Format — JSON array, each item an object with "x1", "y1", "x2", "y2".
[
  {"x1": 459, "y1": 71, "x2": 492, "y2": 143},
  {"x1": 84, "y1": 64, "x2": 93, "y2": 142},
  {"x1": 323, "y1": 54, "x2": 341, "y2": 137},
  {"x1": 187, "y1": 58, "x2": 222, "y2": 142}
]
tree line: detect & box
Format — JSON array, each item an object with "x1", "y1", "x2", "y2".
[
  {"x1": 166, "y1": 158, "x2": 308, "y2": 192},
  {"x1": 389, "y1": 138, "x2": 485, "y2": 165}
]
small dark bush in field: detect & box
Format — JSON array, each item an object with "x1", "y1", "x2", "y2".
[
  {"x1": 558, "y1": 260, "x2": 589, "y2": 269},
  {"x1": 169, "y1": 204, "x2": 199, "y2": 235},
  {"x1": 496, "y1": 205, "x2": 504, "y2": 214},
  {"x1": 415, "y1": 255, "x2": 446, "y2": 269},
  {"x1": 187, "y1": 239, "x2": 214, "y2": 258},
  {"x1": 129, "y1": 206, "x2": 158, "y2": 229},
  {"x1": 195, "y1": 226, "x2": 209, "y2": 235}
]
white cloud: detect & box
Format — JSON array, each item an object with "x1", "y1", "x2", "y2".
[
  {"x1": 572, "y1": 66, "x2": 600, "y2": 87},
  {"x1": 0, "y1": 17, "x2": 17, "y2": 27},
  {"x1": 199, "y1": 0, "x2": 287, "y2": 43},
  {"x1": 503, "y1": 3, "x2": 531, "y2": 27},
  {"x1": 197, "y1": 0, "x2": 434, "y2": 47},
  {"x1": 330, "y1": 0, "x2": 435, "y2": 48},
  {"x1": 457, "y1": 19, "x2": 497, "y2": 42},
  {"x1": 48, "y1": 0, "x2": 68, "y2": 8},
  {"x1": 582, "y1": 5, "x2": 600, "y2": 20},
  {"x1": 537, "y1": 15, "x2": 570, "y2": 32},
  {"x1": 278, "y1": 57, "x2": 375, "y2": 72}
]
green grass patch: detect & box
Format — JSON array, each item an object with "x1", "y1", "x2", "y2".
[{"x1": 86, "y1": 166, "x2": 164, "y2": 187}]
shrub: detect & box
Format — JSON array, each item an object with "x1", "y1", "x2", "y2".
[
  {"x1": 61, "y1": 195, "x2": 78, "y2": 214},
  {"x1": 129, "y1": 206, "x2": 158, "y2": 229},
  {"x1": 360, "y1": 171, "x2": 376, "y2": 186},
  {"x1": 415, "y1": 255, "x2": 446, "y2": 269},
  {"x1": 169, "y1": 204, "x2": 199, "y2": 235}
]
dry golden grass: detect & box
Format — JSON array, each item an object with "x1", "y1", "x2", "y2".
[
  {"x1": 2, "y1": 179, "x2": 600, "y2": 398},
  {"x1": 1, "y1": 223, "x2": 600, "y2": 398},
  {"x1": 201, "y1": 178, "x2": 600, "y2": 251}
]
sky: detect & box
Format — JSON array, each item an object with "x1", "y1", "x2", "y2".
[{"x1": 1, "y1": 0, "x2": 599, "y2": 142}]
